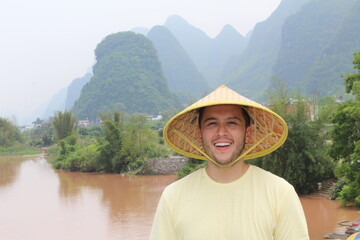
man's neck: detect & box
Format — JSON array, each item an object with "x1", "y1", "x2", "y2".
[{"x1": 205, "y1": 160, "x2": 250, "y2": 183}]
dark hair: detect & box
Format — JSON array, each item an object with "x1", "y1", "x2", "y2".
[{"x1": 198, "y1": 105, "x2": 251, "y2": 128}]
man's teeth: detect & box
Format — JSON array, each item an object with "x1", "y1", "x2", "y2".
[{"x1": 215, "y1": 143, "x2": 231, "y2": 147}]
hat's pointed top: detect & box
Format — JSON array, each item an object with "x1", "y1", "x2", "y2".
[{"x1": 187, "y1": 84, "x2": 263, "y2": 111}]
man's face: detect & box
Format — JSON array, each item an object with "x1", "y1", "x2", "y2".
[{"x1": 199, "y1": 104, "x2": 251, "y2": 166}]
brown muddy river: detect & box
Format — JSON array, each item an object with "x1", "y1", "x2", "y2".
[{"x1": 0, "y1": 154, "x2": 359, "y2": 239}]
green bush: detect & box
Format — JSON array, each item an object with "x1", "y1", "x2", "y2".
[
  {"x1": 177, "y1": 158, "x2": 207, "y2": 179},
  {"x1": 62, "y1": 144, "x2": 100, "y2": 172}
]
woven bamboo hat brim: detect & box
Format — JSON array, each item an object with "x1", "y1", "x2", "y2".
[{"x1": 163, "y1": 85, "x2": 288, "y2": 164}]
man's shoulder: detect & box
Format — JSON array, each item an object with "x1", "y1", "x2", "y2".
[
  {"x1": 163, "y1": 168, "x2": 204, "y2": 195},
  {"x1": 249, "y1": 165, "x2": 293, "y2": 189}
]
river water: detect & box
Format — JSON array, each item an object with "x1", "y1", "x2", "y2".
[{"x1": 0, "y1": 154, "x2": 358, "y2": 239}]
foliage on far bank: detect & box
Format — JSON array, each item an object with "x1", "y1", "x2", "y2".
[
  {"x1": 0, "y1": 117, "x2": 42, "y2": 155},
  {"x1": 52, "y1": 111, "x2": 77, "y2": 142},
  {"x1": 0, "y1": 117, "x2": 22, "y2": 147},
  {"x1": 177, "y1": 158, "x2": 207, "y2": 179},
  {"x1": 0, "y1": 145, "x2": 42, "y2": 156},
  {"x1": 50, "y1": 111, "x2": 170, "y2": 173},
  {"x1": 251, "y1": 80, "x2": 335, "y2": 195},
  {"x1": 330, "y1": 52, "x2": 360, "y2": 207}
]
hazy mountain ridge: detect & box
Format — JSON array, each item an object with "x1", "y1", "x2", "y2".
[
  {"x1": 273, "y1": 0, "x2": 360, "y2": 96},
  {"x1": 206, "y1": 25, "x2": 247, "y2": 86},
  {"x1": 164, "y1": 15, "x2": 247, "y2": 87},
  {"x1": 44, "y1": 0, "x2": 360, "y2": 122},
  {"x1": 303, "y1": 0, "x2": 360, "y2": 96},
  {"x1": 146, "y1": 25, "x2": 209, "y2": 102},
  {"x1": 42, "y1": 87, "x2": 67, "y2": 119},
  {"x1": 222, "y1": 0, "x2": 311, "y2": 100},
  {"x1": 65, "y1": 72, "x2": 92, "y2": 110}
]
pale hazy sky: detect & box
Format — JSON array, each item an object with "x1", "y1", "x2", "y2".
[{"x1": 0, "y1": 0, "x2": 281, "y2": 125}]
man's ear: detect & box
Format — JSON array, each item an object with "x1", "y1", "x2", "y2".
[{"x1": 245, "y1": 125, "x2": 253, "y2": 143}]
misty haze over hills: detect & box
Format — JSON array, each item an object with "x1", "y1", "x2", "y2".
[
  {"x1": 41, "y1": 0, "x2": 360, "y2": 123},
  {"x1": 147, "y1": 25, "x2": 209, "y2": 101}
]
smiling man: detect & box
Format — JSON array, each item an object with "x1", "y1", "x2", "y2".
[{"x1": 150, "y1": 85, "x2": 309, "y2": 240}]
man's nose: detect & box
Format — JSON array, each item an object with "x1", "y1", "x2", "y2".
[{"x1": 217, "y1": 123, "x2": 228, "y2": 136}]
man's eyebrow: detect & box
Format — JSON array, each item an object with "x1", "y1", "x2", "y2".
[
  {"x1": 228, "y1": 116, "x2": 242, "y2": 121},
  {"x1": 203, "y1": 116, "x2": 242, "y2": 123},
  {"x1": 203, "y1": 117, "x2": 217, "y2": 123}
]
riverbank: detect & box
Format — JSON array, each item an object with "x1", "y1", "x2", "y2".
[
  {"x1": 0, "y1": 146, "x2": 43, "y2": 156},
  {"x1": 143, "y1": 156, "x2": 186, "y2": 174}
]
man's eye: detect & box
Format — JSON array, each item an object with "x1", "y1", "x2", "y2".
[{"x1": 228, "y1": 121, "x2": 238, "y2": 125}]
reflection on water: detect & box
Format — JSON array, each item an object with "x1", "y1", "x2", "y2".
[
  {"x1": 55, "y1": 168, "x2": 176, "y2": 239},
  {"x1": 0, "y1": 154, "x2": 175, "y2": 240},
  {"x1": 301, "y1": 196, "x2": 360, "y2": 239},
  {"x1": 0, "y1": 154, "x2": 359, "y2": 240},
  {"x1": 0, "y1": 155, "x2": 32, "y2": 187}
]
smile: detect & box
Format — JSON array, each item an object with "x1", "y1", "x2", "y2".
[{"x1": 214, "y1": 142, "x2": 232, "y2": 147}]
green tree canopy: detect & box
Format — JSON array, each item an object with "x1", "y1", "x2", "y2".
[
  {"x1": 0, "y1": 117, "x2": 22, "y2": 147},
  {"x1": 253, "y1": 80, "x2": 334, "y2": 194},
  {"x1": 330, "y1": 52, "x2": 360, "y2": 206},
  {"x1": 52, "y1": 111, "x2": 77, "y2": 142},
  {"x1": 343, "y1": 51, "x2": 360, "y2": 100}
]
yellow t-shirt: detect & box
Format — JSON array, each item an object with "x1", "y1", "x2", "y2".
[{"x1": 150, "y1": 165, "x2": 309, "y2": 240}]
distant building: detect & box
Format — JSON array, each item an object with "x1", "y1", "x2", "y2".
[
  {"x1": 146, "y1": 114, "x2": 163, "y2": 121},
  {"x1": 335, "y1": 96, "x2": 345, "y2": 104},
  {"x1": 19, "y1": 125, "x2": 34, "y2": 132},
  {"x1": 78, "y1": 119, "x2": 91, "y2": 127},
  {"x1": 285, "y1": 103, "x2": 318, "y2": 121}
]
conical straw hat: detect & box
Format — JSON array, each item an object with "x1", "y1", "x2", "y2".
[{"x1": 163, "y1": 85, "x2": 288, "y2": 166}]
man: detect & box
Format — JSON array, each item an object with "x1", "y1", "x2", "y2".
[{"x1": 150, "y1": 85, "x2": 309, "y2": 240}]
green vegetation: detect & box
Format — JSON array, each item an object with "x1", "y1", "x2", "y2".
[
  {"x1": 50, "y1": 111, "x2": 170, "y2": 173},
  {"x1": 0, "y1": 117, "x2": 22, "y2": 147},
  {"x1": 273, "y1": 0, "x2": 360, "y2": 97},
  {"x1": 0, "y1": 145, "x2": 42, "y2": 156},
  {"x1": 0, "y1": 117, "x2": 44, "y2": 156},
  {"x1": 52, "y1": 111, "x2": 77, "y2": 141},
  {"x1": 177, "y1": 158, "x2": 207, "y2": 179},
  {"x1": 219, "y1": 0, "x2": 360, "y2": 101},
  {"x1": 223, "y1": 0, "x2": 309, "y2": 101},
  {"x1": 22, "y1": 119, "x2": 54, "y2": 147},
  {"x1": 252, "y1": 80, "x2": 334, "y2": 195},
  {"x1": 330, "y1": 52, "x2": 360, "y2": 207},
  {"x1": 72, "y1": 31, "x2": 180, "y2": 120}
]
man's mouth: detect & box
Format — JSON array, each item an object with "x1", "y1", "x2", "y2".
[{"x1": 214, "y1": 142, "x2": 232, "y2": 150}]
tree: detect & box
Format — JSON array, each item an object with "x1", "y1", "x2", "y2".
[
  {"x1": 343, "y1": 52, "x2": 360, "y2": 100},
  {"x1": 0, "y1": 117, "x2": 22, "y2": 147},
  {"x1": 330, "y1": 101, "x2": 360, "y2": 160},
  {"x1": 26, "y1": 121, "x2": 54, "y2": 147},
  {"x1": 98, "y1": 112, "x2": 166, "y2": 173},
  {"x1": 121, "y1": 114, "x2": 159, "y2": 172},
  {"x1": 52, "y1": 111, "x2": 77, "y2": 141},
  {"x1": 331, "y1": 51, "x2": 360, "y2": 206},
  {"x1": 254, "y1": 80, "x2": 334, "y2": 194},
  {"x1": 32, "y1": 118, "x2": 44, "y2": 126},
  {"x1": 98, "y1": 111, "x2": 125, "y2": 172},
  {"x1": 331, "y1": 52, "x2": 360, "y2": 160}
]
